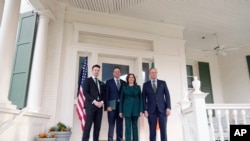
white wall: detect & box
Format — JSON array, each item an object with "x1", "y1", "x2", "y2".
[
  {"x1": 219, "y1": 47, "x2": 250, "y2": 103},
  {"x1": 186, "y1": 49, "x2": 224, "y2": 103}
]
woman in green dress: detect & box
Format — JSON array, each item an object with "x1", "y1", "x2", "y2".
[{"x1": 119, "y1": 73, "x2": 143, "y2": 141}]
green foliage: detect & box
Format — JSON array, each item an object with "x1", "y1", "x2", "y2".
[{"x1": 49, "y1": 122, "x2": 71, "y2": 132}]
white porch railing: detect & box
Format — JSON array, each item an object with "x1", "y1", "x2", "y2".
[
  {"x1": 178, "y1": 96, "x2": 250, "y2": 141},
  {"x1": 177, "y1": 77, "x2": 250, "y2": 141},
  {"x1": 206, "y1": 104, "x2": 250, "y2": 141}
]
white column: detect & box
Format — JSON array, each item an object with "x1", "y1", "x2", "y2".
[
  {"x1": 190, "y1": 92, "x2": 210, "y2": 141},
  {"x1": 0, "y1": 0, "x2": 21, "y2": 108},
  {"x1": 0, "y1": 0, "x2": 4, "y2": 26},
  {"x1": 27, "y1": 15, "x2": 49, "y2": 112}
]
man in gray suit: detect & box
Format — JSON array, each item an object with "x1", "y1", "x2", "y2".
[{"x1": 142, "y1": 67, "x2": 171, "y2": 141}]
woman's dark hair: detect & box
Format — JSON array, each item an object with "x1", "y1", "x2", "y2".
[{"x1": 126, "y1": 73, "x2": 137, "y2": 85}]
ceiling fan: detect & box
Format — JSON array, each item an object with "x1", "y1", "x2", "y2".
[{"x1": 203, "y1": 33, "x2": 239, "y2": 56}]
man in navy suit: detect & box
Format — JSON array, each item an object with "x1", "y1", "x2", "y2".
[
  {"x1": 106, "y1": 67, "x2": 126, "y2": 141},
  {"x1": 82, "y1": 64, "x2": 106, "y2": 141},
  {"x1": 142, "y1": 67, "x2": 171, "y2": 141}
]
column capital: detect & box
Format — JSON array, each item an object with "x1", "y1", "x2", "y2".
[
  {"x1": 28, "y1": 0, "x2": 58, "y2": 20},
  {"x1": 35, "y1": 9, "x2": 55, "y2": 21}
]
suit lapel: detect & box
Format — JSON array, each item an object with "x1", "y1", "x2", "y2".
[{"x1": 148, "y1": 81, "x2": 155, "y2": 93}]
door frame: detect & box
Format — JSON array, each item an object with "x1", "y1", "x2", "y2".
[{"x1": 98, "y1": 56, "x2": 135, "y2": 81}]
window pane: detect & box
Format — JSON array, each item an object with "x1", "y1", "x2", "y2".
[
  {"x1": 142, "y1": 62, "x2": 149, "y2": 82},
  {"x1": 102, "y1": 63, "x2": 129, "y2": 82},
  {"x1": 186, "y1": 65, "x2": 193, "y2": 76},
  {"x1": 186, "y1": 65, "x2": 194, "y2": 88}
]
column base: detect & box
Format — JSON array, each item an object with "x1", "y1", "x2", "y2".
[
  {"x1": 0, "y1": 99, "x2": 16, "y2": 109},
  {"x1": 26, "y1": 106, "x2": 41, "y2": 113}
]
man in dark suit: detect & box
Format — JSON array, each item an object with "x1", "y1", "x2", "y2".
[
  {"x1": 106, "y1": 67, "x2": 126, "y2": 141},
  {"x1": 142, "y1": 67, "x2": 171, "y2": 141},
  {"x1": 82, "y1": 64, "x2": 106, "y2": 141}
]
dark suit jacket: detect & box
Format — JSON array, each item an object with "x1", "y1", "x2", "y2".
[
  {"x1": 105, "y1": 78, "x2": 126, "y2": 108},
  {"x1": 83, "y1": 77, "x2": 106, "y2": 108},
  {"x1": 142, "y1": 79, "x2": 171, "y2": 114}
]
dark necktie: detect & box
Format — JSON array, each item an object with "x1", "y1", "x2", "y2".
[
  {"x1": 95, "y1": 78, "x2": 98, "y2": 85},
  {"x1": 95, "y1": 78, "x2": 100, "y2": 94},
  {"x1": 152, "y1": 80, "x2": 157, "y2": 93},
  {"x1": 116, "y1": 79, "x2": 120, "y2": 90}
]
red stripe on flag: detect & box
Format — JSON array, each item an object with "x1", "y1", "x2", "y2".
[
  {"x1": 76, "y1": 57, "x2": 88, "y2": 131},
  {"x1": 76, "y1": 87, "x2": 86, "y2": 131}
]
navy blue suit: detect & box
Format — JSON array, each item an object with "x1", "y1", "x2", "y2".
[
  {"x1": 106, "y1": 78, "x2": 126, "y2": 141},
  {"x1": 142, "y1": 79, "x2": 171, "y2": 141}
]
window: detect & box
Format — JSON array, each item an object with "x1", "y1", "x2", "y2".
[
  {"x1": 186, "y1": 65, "x2": 194, "y2": 88},
  {"x1": 246, "y1": 55, "x2": 250, "y2": 78},
  {"x1": 142, "y1": 62, "x2": 150, "y2": 83}
]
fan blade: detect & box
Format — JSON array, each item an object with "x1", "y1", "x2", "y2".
[
  {"x1": 224, "y1": 47, "x2": 240, "y2": 51},
  {"x1": 202, "y1": 49, "x2": 213, "y2": 52}
]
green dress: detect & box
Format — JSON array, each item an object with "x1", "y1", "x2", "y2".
[{"x1": 119, "y1": 85, "x2": 143, "y2": 141}]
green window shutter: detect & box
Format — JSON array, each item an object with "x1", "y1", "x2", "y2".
[
  {"x1": 198, "y1": 62, "x2": 214, "y2": 104},
  {"x1": 8, "y1": 11, "x2": 38, "y2": 109},
  {"x1": 246, "y1": 55, "x2": 250, "y2": 77}
]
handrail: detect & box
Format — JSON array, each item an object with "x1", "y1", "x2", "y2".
[
  {"x1": 205, "y1": 103, "x2": 250, "y2": 140},
  {"x1": 0, "y1": 107, "x2": 29, "y2": 135},
  {"x1": 206, "y1": 103, "x2": 250, "y2": 110},
  {"x1": 175, "y1": 104, "x2": 194, "y2": 141}
]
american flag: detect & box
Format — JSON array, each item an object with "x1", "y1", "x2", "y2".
[{"x1": 76, "y1": 57, "x2": 88, "y2": 131}]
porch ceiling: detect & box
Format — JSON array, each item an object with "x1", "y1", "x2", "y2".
[{"x1": 56, "y1": 0, "x2": 250, "y2": 51}]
